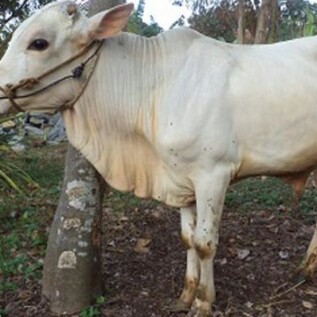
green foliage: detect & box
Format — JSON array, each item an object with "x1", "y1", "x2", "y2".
[
  {"x1": 79, "y1": 296, "x2": 106, "y2": 317},
  {"x1": 0, "y1": 153, "x2": 37, "y2": 194},
  {"x1": 0, "y1": 116, "x2": 38, "y2": 194},
  {"x1": 127, "y1": 0, "x2": 162, "y2": 36},
  {"x1": 226, "y1": 177, "x2": 292, "y2": 211},
  {"x1": 173, "y1": 0, "x2": 317, "y2": 42},
  {"x1": 0, "y1": 0, "x2": 52, "y2": 28},
  {"x1": 226, "y1": 177, "x2": 317, "y2": 216},
  {"x1": 128, "y1": 14, "x2": 163, "y2": 37},
  {"x1": 173, "y1": 0, "x2": 257, "y2": 42},
  {"x1": 279, "y1": 0, "x2": 317, "y2": 40},
  {"x1": 187, "y1": 1, "x2": 239, "y2": 42},
  {"x1": 80, "y1": 306, "x2": 100, "y2": 317},
  {"x1": 0, "y1": 145, "x2": 64, "y2": 295},
  {"x1": 173, "y1": 0, "x2": 214, "y2": 13},
  {"x1": 0, "y1": 0, "x2": 54, "y2": 56},
  {"x1": 105, "y1": 190, "x2": 158, "y2": 214},
  {"x1": 303, "y1": 8, "x2": 317, "y2": 36}
]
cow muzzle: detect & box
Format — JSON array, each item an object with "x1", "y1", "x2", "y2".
[{"x1": 0, "y1": 79, "x2": 39, "y2": 113}]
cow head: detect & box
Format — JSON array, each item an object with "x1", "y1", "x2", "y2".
[{"x1": 0, "y1": 1, "x2": 134, "y2": 114}]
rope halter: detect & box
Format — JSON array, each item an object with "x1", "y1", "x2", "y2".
[{"x1": 0, "y1": 40, "x2": 103, "y2": 113}]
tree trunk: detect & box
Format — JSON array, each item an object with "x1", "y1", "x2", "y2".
[
  {"x1": 237, "y1": 0, "x2": 245, "y2": 44},
  {"x1": 42, "y1": 145, "x2": 105, "y2": 314},
  {"x1": 42, "y1": 0, "x2": 125, "y2": 313},
  {"x1": 268, "y1": 0, "x2": 278, "y2": 43},
  {"x1": 254, "y1": 0, "x2": 272, "y2": 44}
]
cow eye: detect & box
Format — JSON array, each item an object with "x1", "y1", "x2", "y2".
[{"x1": 28, "y1": 39, "x2": 49, "y2": 51}]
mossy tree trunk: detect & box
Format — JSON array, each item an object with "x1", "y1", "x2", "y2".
[{"x1": 42, "y1": 145, "x2": 105, "y2": 314}]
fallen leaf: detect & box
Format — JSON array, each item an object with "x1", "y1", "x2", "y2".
[
  {"x1": 119, "y1": 216, "x2": 129, "y2": 222},
  {"x1": 108, "y1": 240, "x2": 116, "y2": 247},
  {"x1": 245, "y1": 301, "x2": 254, "y2": 308},
  {"x1": 304, "y1": 289, "x2": 317, "y2": 296},
  {"x1": 302, "y1": 300, "x2": 313, "y2": 309},
  {"x1": 237, "y1": 249, "x2": 250, "y2": 260},
  {"x1": 19, "y1": 290, "x2": 32, "y2": 299},
  {"x1": 134, "y1": 238, "x2": 151, "y2": 254},
  {"x1": 215, "y1": 257, "x2": 227, "y2": 265},
  {"x1": 278, "y1": 205, "x2": 287, "y2": 212}
]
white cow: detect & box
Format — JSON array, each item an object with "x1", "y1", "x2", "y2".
[{"x1": 0, "y1": 2, "x2": 317, "y2": 316}]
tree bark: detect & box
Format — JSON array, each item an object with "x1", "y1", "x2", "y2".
[
  {"x1": 42, "y1": 145, "x2": 106, "y2": 315},
  {"x1": 42, "y1": 0, "x2": 126, "y2": 313},
  {"x1": 254, "y1": 0, "x2": 272, "y2": 44},
  {"x1": 268, "y1": 0, "x2": 278, "y2": 43},
  {"x1": 237, "y1": 0, "x2": 245, "y2": 44}
]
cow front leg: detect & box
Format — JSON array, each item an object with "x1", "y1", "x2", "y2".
[
  {"x1": 167, "y1": 206, "x2": 199, "y2": 312},
  {"x1": 188, "y1": 169, "x2": 230, "y2": 317},
  {"x1": 179, "y1": 206, "x2": 200, "y2": 309},
  {"x1": 297, "y1": 220, "x2": 317, "y2": 281}
]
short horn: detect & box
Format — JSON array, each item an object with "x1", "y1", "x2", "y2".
[{"x1": 66, "y1": 3, "x2": 77, "y2": 16}]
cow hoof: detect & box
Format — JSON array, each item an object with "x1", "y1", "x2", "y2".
[
  {"x1": 164, "y1": 299, "x2": 191, "y2": 312},
  {"x1": 186, "y1": 305, "x2": 212, "y2": 317},
  {"x1": 186, "y1": 308, "x2": 212, "y2": 317}
]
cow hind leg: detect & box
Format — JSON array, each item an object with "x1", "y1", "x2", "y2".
[
  {"x1": 167, "y1": 206, "x2": 199, "y2": 312},
  {"x1": 188, "y1": 168, "x2": 230, "y2": 317},
  {"x1": 296, "y1": 221, "x2": 317, "y2": 281}
]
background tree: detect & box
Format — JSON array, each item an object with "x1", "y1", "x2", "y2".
[
  {"x1": 42, "y1": 145, "x2": 105, "y2": 315},
  {"x1": 173, "y1": 0, "x2": 257, "y2": 43},
  {"x1": 0, "y1": 0, "x2": 52, "y2": 55},
  {"x1": 128, "y1": 0, "x2": 163, "y2": 36},
  {"x1": 237, "y1": 0, "x2": 245, "y2": 43},
  {"x1": 254, "y1": 0, "x2": 272, "y2": 43},
  {"x1": 173, "y1": 0, "x2": 317, "y2": 43}
]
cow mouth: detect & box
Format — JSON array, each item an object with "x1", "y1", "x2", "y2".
[{"x1": 0, "y1": 98, "x2": 13, "y2": 115}]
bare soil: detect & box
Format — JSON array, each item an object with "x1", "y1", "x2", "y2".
[{"x1": 2, "y1": 199, "x2": 317, "y2": 317}]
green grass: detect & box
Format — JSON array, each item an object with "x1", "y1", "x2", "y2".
[
  {"x1": 104, "y1": 190, "x2": 158, "y2": 213},
  {"x1": 79, "y1": 296, "x2": 106, "y2": 317},
  {"x1": 226, "y1": 177, "x2": 292, "y2": 211},
  {"x1": 226, "y1": 177, "x2": 317, "y2": 217},
  {"x1": 0, "y1": 145, "x2": 65, "y2": 297}
]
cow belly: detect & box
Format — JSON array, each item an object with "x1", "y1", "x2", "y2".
[
  {"x1": 103, "y1": 162, "x2": 195, "y2": 207},
  {"x1": 236, "y1": 144, "x2": 317, "y2": 178},
  {"x1": 82, "y1": 135, "x2": 195, "y2": 208}
]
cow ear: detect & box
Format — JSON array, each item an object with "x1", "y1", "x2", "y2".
[{"x1": 86, "y1": 3, "x2": 134, "y2": 41}]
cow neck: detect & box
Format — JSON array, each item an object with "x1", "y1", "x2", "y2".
[
  {"x1": 58, "y1": 41, "x2": 103, "y2": 112},
  {"x1": 0, "y1": 40, "x2": 104, "y2": 113}
]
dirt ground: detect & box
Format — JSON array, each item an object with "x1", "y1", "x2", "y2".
[{"x1": 2, "y1": 199, "x2": 317, "y2": 317}]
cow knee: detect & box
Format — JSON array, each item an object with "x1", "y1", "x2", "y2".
[
  {"x1": 181, "y1": 230, "x2": 194, "y2": 250},
  {"x1": 193, "y1": 215, "x2": 219, "y2": 259},
  {"x1": 194, "y1": 238, "x2": 216, "y2": 260}
]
